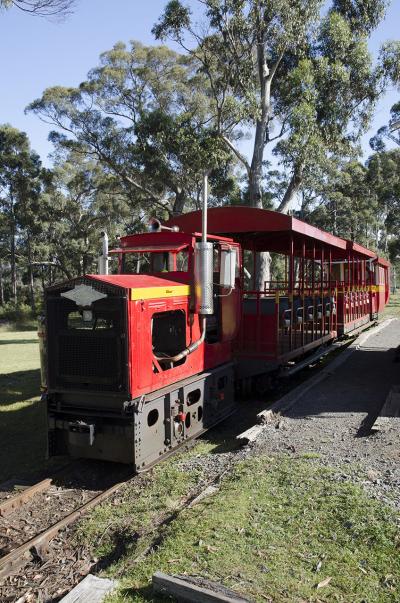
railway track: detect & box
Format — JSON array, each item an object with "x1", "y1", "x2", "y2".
[{"x1": 0, "y1": 463, "x2": 133, "y2": 583}]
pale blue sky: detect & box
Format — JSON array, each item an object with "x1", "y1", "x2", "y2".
[{"x1": 0, "y1": 0, "x2": 399, "y2": 167}]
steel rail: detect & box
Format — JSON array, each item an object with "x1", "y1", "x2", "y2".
[
  {"x1": 0, "y1": 479, "x2": 53, "y2": 518},
  {"x1": 0, "y1": 462, "x2": 76, "y2": 518},
  {"x1": 0, "y1": 476, "x2": 131, "y2": 580}
]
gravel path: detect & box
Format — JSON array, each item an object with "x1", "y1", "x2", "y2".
[{"x1": 253, "y1": 319, "x2": 400, "y2": 508}]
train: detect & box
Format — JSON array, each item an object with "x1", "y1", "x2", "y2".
[{"x1": 40, "y1": 184, "x2": 390, "y2": 470}]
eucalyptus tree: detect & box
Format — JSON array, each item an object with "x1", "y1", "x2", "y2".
[
  {"x1": 36, "y1": 150, "x2": 139, "y2": 281},
  {"x1": 154, "y1": 1, "x2": 396, "y2": 211},
  {"x1": 0, "y1": 125, "x2": 44, "y2": 305},
  {"x1": 366, "y1": 149, "x2": 400, "y2": 255},
  {"x1": 154, "y1": 0, "x2": 394, "y2": 286},
  {"x1": 370, "y1": 101, "x2": 400, "y2": 151},
  {"x1": 153, "y1": 0, "x2": 323, "y2": 209},
  {"x1": 302, "y1": 160, "x2": 380, "y2": 249},
  {"x1": 28, "y1": 42, "x2": 235, "y2": 219}
]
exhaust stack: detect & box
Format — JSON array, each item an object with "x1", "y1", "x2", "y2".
[
  {"x1": 98, "y1": 231, "x2": 109, "y2": 275},
  {"x1": 153, "y1": 172, "x2": 212, "y2": 364},
  {"x1": 194, "y1": 172, "x2": 213, "y2": 315}
]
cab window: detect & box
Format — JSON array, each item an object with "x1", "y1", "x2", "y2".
[{"x1": 121, "y1": 250, "x2": 189, "y2": 274}]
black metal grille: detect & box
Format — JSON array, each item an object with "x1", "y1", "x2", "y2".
[
  {"x1": 58, "y1": 333, "x2": 120, "y2": 381},
  {"x1": 46, "y1": 277, "x2": 128, "y2": 393}
]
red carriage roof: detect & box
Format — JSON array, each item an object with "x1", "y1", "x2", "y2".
[{"x1": 167, "y1": 207, "x2": 376, "y2": 259}]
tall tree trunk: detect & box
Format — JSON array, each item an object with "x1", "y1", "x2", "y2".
[
  {"x1": 249, "y1": 119, "x2": 267, "y2": 208},
  {"x1": 10, "y1": 222, "x2": 17, "y2": 305},
  {"x1": 250, "y1": 43, "x2": 272, "y2": 290},
  {"x1": 27, "y1": 239, "x2": 36, "y2": 313},
  {"x1": 172, "y1": 189, "x2": 186, "y2": 215},
  {"x1": 0, "y1": 265, "x2": 4, "y2": 306},
  {"x1": 277, "y1": 166, "x2": 303, "y2": 214},
  {"x1": 250, "y1": 121, "x2": 272, "y2": 290}
]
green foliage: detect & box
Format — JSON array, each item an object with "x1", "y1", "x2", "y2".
[
  {"x1": 303, "y1": 160, "x2": 380, "y2": 247},
  {"x1": 154, "y1": 0, "x2": 392, "y2": 214},
  {"x1": 0, "y1": 301, "x2": 35, "y2": 324},
  {"x1": 27, "y1": 41, "x2": 236, "y2": 217},
  {"x1": 332, "y1": 0, "x2": 389, "y2": 35},
  {"x1": 370, "y1": 100, "x2": 400, "y2": 151},
  {"x1": 367, "y1": 149, "x2": 400, "y2": 257},
  {"x1": 0, "y1": 124, "x2": 47, "y2": 307}
]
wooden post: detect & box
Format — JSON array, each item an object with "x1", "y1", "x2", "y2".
[
  {"x1": 329, "y1": 248, "x2": 332, "y2": 333},
  {"x1": 152, "y1": 572, "x2": 254, "y2": 603},
  {"x1": 252, "y1": 243, "x2": 256, "y2": 291},
  {"x1": 301, "y1": 240, "x2": 305, "y2": 346}
]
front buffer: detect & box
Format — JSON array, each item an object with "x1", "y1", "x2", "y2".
[{"x1": 48, "y1": 364, "x2": 235, "y2": 471}]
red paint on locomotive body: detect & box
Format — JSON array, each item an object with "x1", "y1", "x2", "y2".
[{"x1": 94, "y1": 232, "x2": 241, "y2": 400}]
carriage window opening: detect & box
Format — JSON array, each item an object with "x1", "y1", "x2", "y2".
[
  {"x1": 152, "y1": 252, "x2": 170, "y2": 272},
  {"x1": 122, "y1": 252, "x2": 151, "y2": 274},
  {"x1": 121, "y1": 250, "x2": 189, "y2": 274}
]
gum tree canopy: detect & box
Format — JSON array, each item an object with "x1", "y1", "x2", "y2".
[
  {"x1": 0, "y1": 125, "x2": 44, "y2": 306},
  {"x1": 153, "y1": 0, "x2": 396, "y2": 212},
  {"x1": 27, "y1": 42, "x2": 236, "y2": 218}
]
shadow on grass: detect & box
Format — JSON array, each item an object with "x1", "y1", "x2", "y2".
[
  {"x1": 0, "y1": 369, "x2": 40, "y2": 405},
  {"x1": 117, "y1": 584, "x2": 168, "y2": 603},
  {"x1": 0, "y1": 390, "x2": 46, "y2": 482},
  {"x1": 0, "y1": 339, "x2": 38, "y2": 346},
  {"x1": 92, "y1": 528, "x2": 139, "y2": 575}
]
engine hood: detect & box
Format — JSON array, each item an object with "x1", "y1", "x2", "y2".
[{"x1": 88, "y1": 273, "x2": 191, "y2": 301}]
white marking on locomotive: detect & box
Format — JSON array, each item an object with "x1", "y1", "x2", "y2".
[{"x1": 61, "y1": 283, "x2": 107, "y2": 307}]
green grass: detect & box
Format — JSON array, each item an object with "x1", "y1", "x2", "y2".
[
  {"x1": 77, "y1": 441, "x2": 217, "y2": 559},
  {"x1": 0, "y1": 329, "x2": 46, "y2": 481},
  {"x1": 382, "y1": 292, "x2": 400, "y2": 320},
  {"x1": 82, "y1": 455, "x2": 400, "y2": 603}
]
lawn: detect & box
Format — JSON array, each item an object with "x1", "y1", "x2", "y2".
[
  {"x1": 0, "y1": 328, "x2": 47, "y2": 482},
  {"x1": 78, "y1": 454, "x2": 400, "y2": 603},
  {"x1": 382, "y1": 291, "x2": 400, "y2": 319}
]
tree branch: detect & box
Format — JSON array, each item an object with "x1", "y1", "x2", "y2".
[{"x1": 220, "y1": 134, "x2": 250, "y2": 174}]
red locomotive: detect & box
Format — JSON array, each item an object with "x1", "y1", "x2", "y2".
[{"x1": 43, "y1": 188, "x2": 390, "y2": 469}]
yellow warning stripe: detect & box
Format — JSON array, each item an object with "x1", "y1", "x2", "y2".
[
  {"x1": 338, "y1": 285, "x2": 385, "y2": 293},
  {"x1": 370, "y1": 285, "x2": 386, "y2": 293},
  {"x1": 131, "y1": 285, "x2": 190, "y2": 301}
]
